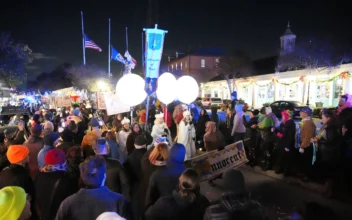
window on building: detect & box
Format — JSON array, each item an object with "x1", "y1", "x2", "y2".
[
  {"x1": 176, "y1": 63, "x2": 178, "y2": 69},
  {"x1": 171, "y1": 64, "x2": 174, "y2": 70},
  {"x1": 180, "y1": 62, "x2": 183, "y2": 69},
  {"x1": 216, "y1": 58, "x2": 219, "y2": 63},
  {"x1": 185, "y1": 61, "x2": 188, "y2": 68},
  {"x1": 201, "y1": 59, "x2": 205, "y2": 68}
]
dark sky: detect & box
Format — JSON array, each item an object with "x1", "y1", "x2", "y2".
[{"x1": 1, "y1": 0, "x2": 351, "y2": 78}]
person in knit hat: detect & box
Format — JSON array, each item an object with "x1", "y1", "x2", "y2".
[
  {"x1": 0, "y1": 145, "x2": 35, "y2": 218},
  {"x1": 24, "y1": 124, "x2": 44, "y2": 180},
  {"x1": 37, "y1": 132, "x2": 60, "y2": 169},
  {"x1": 56, "y1": 155, "x2": 127, "y2": 220},
  {"x1": 34, "y1": 149, "x2": 75, "y2": 220},
  {"x1": 145, "y1": 143, "x2": 186, "y2": 209},
  {"x1": 0, "y1": 186, "x2": 32, "y2": 220}
]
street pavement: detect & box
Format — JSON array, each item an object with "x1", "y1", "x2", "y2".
[{"x1": 200, "y1": 166, "x2": 352, "y2": 220}]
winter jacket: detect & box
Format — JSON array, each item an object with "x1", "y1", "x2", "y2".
[
  {"x1": 103, "y1": 156, "x2": 130, "y2": 201},
  {"x1": 24, "y1": 135, "x2": 44, "y2": 180},
  {"x1": 204, "y1": 122, "x2": 226, "y2": 152},
  {"x1": 123, "y1": 148, "x2": 146, "y2": 198},
  {"x1": 145, "y1": 190, "x2": 210, "y2": 220},
  {"x1": 318, "y1": 126, "x2": 340, "y2": 163},
  {"x1": 145, "y1": 162, "x2": 185, "y2": 209},
  {"x1": 34, "y1": 171, "x2": 77, "y2": 220},
  {"x1": 56, "y1": 187, "x2": 127, "y2": 220},
  {"x1": 81, "y1": 129, "x2": 102, "y2": 147},
  {"x1": 243, "y1": 115, "x2": 258, "y2": 139},
  {"x1": 300, "y1": 118, "x2": 316, "y2": 148},
  {"x1": 196, "y1": 114, "x2": 210, "y2": 140},
  {"x1": 0, "y1": 147, "x2": 9, "y2": 171},
  {"x1": 108, "y1": 139, "x2": 120, "y2": 160},
  {"x1": 0, "y1": 164, "x2": 34, "y2": 198},
  {"x1": 276, "y1": 119, "x2": 296, "y2": 151}
]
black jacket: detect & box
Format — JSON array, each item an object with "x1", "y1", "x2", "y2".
[
  {"x1": 124, "y1": 148, "x2": 147, "y2": 198},
  {"x1": 243, "y1": 116, "x2": 259, "y2": 138},
  {"x1": 34, "y1": 171, "x2": 77, "y2": 220},
  {"x1": 318, "y1": 126, "x2": 340, "y2": 163},
  {"x1": 145, "y1": 190, "x2": 210, "y2": 220},
  {"x1": 276, "y1": 119, "x2": 296, "y2": 150},
  {"x1": 0, "y1": 164, "x2": 34, "y2": 197},
  {"x1": 103, "y1": 156, "x2": 130, "y2": 201}
]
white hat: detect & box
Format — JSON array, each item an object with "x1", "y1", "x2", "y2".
[
  {"x1": 96, "y1": 212, "x2": 126, "y2": 220},
  {"x1": 155, "y1": 113, "x2": 164, "y2": 119},
  {"x1": 183, "y1": 110, "x2": 191, "y2": 118},
  {"x1": 121, "y1": 117, "x2": 130, "y2": 125}
]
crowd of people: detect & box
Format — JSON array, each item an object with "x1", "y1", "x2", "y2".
[{"x1": 0, "y1": 92, "x2": 350, "y2": 219}]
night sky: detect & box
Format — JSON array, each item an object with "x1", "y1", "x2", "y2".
[{"x1": 1, "y1": 0, "x2": 351, "y2": 78}]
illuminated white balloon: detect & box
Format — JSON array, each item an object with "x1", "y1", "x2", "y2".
[
  {"x1": 176, "y1": 75, "x2": 199, "y2": 104},
  {"x1": 116, "y1": 73, "x2": 147, "y2": 106},
  {"x1": 156, "y1": 72, "x2": 177, "y2": 104}
]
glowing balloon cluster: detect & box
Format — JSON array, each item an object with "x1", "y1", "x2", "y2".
[
  {"x1": 116, "y1": 73, "x2": 147, "y2": 106},
  {"x1": 156, "y1": 72, "x2": 177, "y2": 105},
  {"x1": 157, "y1": 73, "x2": 199, "y2": 105}
]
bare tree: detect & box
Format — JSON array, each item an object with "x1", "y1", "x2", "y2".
[
  {"x1": 217, "y1": 50, "x2": 253, "y2": 94},
  {"x1": 276, "y1": 36, "x2": 352, "y2": 74},
  {"x1": 0, "y1": 32, "x2": 33, "y2": 87}
]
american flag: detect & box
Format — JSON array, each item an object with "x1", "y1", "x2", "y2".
[{"x1": 85, "y1": 35, "x2": 102, "y2": 52}]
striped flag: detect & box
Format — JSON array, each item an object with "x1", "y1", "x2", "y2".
[
  {"x1": 124, "y1": 51, "x2": 137, "y2": 69},
  {"x1": 85, "y1": 35, "x2": 102, "y2": 52}
]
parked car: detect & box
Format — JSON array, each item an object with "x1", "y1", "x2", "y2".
[
  {"x1": 211, "y1": 98, "x2": 222, "y2": 107},
  {"x1": 270, "y1": 101, "x2": 307, "y2": 118}
]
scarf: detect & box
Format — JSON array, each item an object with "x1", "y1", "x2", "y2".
[{"x1": 41, "y1": 163, "x2": 67, "y2": 172}]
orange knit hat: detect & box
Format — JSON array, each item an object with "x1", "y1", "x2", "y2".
[{"x1": 7, "y1": 145, "x2": 30, "y2": 164}]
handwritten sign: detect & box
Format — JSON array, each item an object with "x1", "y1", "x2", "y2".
[
  {"x1": 97, "y1": 92, "x2": 106, "y2": 110},
  {"x1": 190, "y1": 141, "x2": 248, "y2": 181},
  {"x1": 103, "y1": 92, "x2": 130, "y2": 116}
]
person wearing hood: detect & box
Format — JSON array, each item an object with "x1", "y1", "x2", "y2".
[
  {"x1": 0, "y1": 186, "x2": 32, "y2": 220},
  {"x1": 177, "y1": 110, "x2": 196, "y2": 160},
  {"x1": 93, "y1": 138, "x2": 130, "y2": 200},
  {"x1": 275, "y1": 110, "x2": 296, "y2": 176},
  {"x1": 24, "y1": 124, "x2": 44, "y2": 180},
  {"x1": 37, "y1": 132, "x2": 60, "y2": 169},
  {"x1": 145, "y1": 168, "x2": 210, "y2": 220},
  {"x1": 204, "y1": 121, "x2": 226, "y2": 152},
  {"x1": 117, "y1": 117, "x2": 131, "y2": 163},
  {"x1": 151, "y1": 112, "x2": 172, "y2": 148},
  {"x1": 145, "y1": 143, "x2": 186, "y2": 209},
  {"x1": 204, "y1": 170, "x2": 267, "y2": 220},
  {"x1": 56, "y1": 155, "x2": 128, "y2": 220},
  {"x1": 231, "y1": 104, "x2": 246, "y2": 142},
  {"x1": 34, "y1": 149, "x2": 76, "y2": 220}
]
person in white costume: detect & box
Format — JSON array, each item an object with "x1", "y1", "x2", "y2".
[
  {"x1": 117, "y1": 117, "x2": 131, "y2": 163},
  {"x1": 177, "y1": 110, "x2": 196, "y2": 160},
  {"x1": 150, "y1": 112, "x2": 172, "y2": 149}
]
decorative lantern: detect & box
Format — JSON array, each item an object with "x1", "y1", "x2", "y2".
[
  {"x1": 176, "y1": 75, "x2": 199, "y2": 104},
  {"x1": 156, "y1": 72, "x2": 177, "y2": 105},
  {"x1": 116, "y1": 73, "x2": 147, "y2": 106}
]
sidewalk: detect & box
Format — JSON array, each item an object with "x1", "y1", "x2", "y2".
[{"x1": 245, "y1": 165, "x2": 352, "y2": 204}]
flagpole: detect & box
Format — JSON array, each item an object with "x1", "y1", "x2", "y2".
[
  {"x1": 81, "y1": 11, "x2": 86, "y2": 65},
  {"x1": 141, "y1": 32, "x2": 144, "y2": 74},
  {"x1": 126, "y1": 27, "x2": 128, "y2": 51},
  {"x1": 108, "y1": 18, "x2": 111, "y2": 77}
]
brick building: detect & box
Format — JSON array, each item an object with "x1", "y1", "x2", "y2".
[{"x1": 167, "y1": 49, "x2": 224, "y2": 83}]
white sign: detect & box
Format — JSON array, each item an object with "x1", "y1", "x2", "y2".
[
  {"x1": 103, "y1": 92, "x2": 130, "y2": 116},
  {"x1": 190, "y1": 141, "x2": 248, "y2": 182}
]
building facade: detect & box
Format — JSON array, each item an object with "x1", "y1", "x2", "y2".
[
  {"x1": 167, "y1": 53, "x2": 221, "y2": 84},
  {"x1": 200, "y1": 24, "x2": 352, "y2": 108}
]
